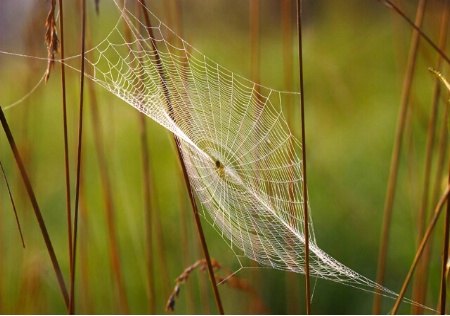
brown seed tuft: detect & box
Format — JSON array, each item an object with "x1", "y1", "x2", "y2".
[{"x1": 44, "y1": 0, "x2": 59, "y2": 83}]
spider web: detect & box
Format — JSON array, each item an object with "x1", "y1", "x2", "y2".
[{"x1": 41, "y1": 0, "x2": 429, "y2": 308}]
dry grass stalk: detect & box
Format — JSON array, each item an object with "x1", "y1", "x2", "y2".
[
  {"x1": 381, "y1": 0, "x2": 450, "y2": 65},
  {"x1": 166, "y1": 259, "x2": 268, "y2": 314},
  {"x1": 0, "y1": 107, "x2": 69, "y2": 308},
  {"x1": 55, "y1": 0, "x2": 74, "y2": 312},
  {"x1": 431, "y1": 69, "x2": 450, "y2": 314},
  {"x1": 139, "y1": 0, "x2": 224, "y2": 313},
  {"x1": 70, "y1": 0, "x2": 87, "y2": 312},
  {"x1": 0, "y1": 160, "x2": 25, "y2": 248},
  {"x1": 125, "y1": 4, "x2": 156, "y2": 311},
  {"x1": 94, "y1": 0, "x2": 100, "y2": 15},
  {"x1": 88, "y1": 75, "x2": 130, "y2": 314},
  {"x1": 296, "y1": 0, "x2": 311, "y2": 313},
  {"x1": 44, "y1": 0, "x2": 59, "y2": 82},
  {"x1": 412, "y1": 4, "x2": 450, "y2": 307},
  {"x1": 390, "y1": 185, "x2": 450, "y2": 314},
  {"x1": 374, "y1": 1, "x2": 427, "y2": 313}
]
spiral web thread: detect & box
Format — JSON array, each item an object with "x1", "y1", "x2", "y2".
[{"x1": 58, "y1": 1, "x2": 430, "y2": 308}]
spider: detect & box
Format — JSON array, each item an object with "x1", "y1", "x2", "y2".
[{"x1": 215, "y1": 160, "x2": 225, "y2": 178}]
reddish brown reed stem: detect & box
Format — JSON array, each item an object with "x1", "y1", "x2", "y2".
[
  {"x1": 0, "y1": 160, "x2": 25, "y2": 248},
  {"x1": 70, "y1": 0, "x2": 87, "y2": 312},
  {"x1": 296, "y1": 0, "x2": 311, "y2": 313},
  {"x1": 137, "y1": 75, "x2": 157, "y2": 315},
  {"x1": 128, "y1": 4, "x2": 155, "y2": 311},
  {"x1": 248, "y1": 2, "x2": 263, "y2": 313},
  {"x1": 373, "y1": 1, "x2": 426, "y2": 313},
  {"x1": 0, "y1": 106, "x2": 69, "y2": 308},
  {"x1": 88, "y1": 77, "x2": 130, "y2": 314},
  {"x1": 409, "y1": 0, "x2": 430, "y2": 311},
  {"x1": 139, "y1": 1, "x2": 224, "y2": 314},
  {"x1": 249, "y1": 0, "x2": 260, "y2": 87},
  {"x1": 57, "y1": 1, "x2": 74, "y2": 312},
  {"x1": 161, "y1": 3, "x2": 198, "y2": 311},
  {"x1": 412, "y1": 4, "x2": 449, "y2": 311},
  {"x1": 439, "y1": 159, "x2": 450, "y2": 314},
  {"x1": 390, "y1": 186, "x2": 450, "y2": 314},
  {"x1": 381, "y1": 0, "x2": 450, "y2": 65},
  {"x1": 282, "y1": 1, "x2": 300, "y2": 313},
  {"x1": 138, "y1": 113, "x2": 156, "y2": 313},
  {"x1": 78, "y1": 169, "x2": 93, "y2": 313}
]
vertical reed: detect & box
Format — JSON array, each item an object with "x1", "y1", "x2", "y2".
[
  {"x1": 439, "y1": 161, "x2": 449, "y2": 313},
  {"x1": 70, "y1": 0, "x2": 87, "y2": 312},
  {"x1": 139, "y1": 0, "x2": 224, "y2": 313},
  {"x1": 373, "y1": 1, "x2": 427, "y2": 312},
  {"x1": 282, "y1": 1, "x2": 301, "y2": 312},
  {"x1": 0, "y1": 107, "x2": 69, "y2": 308},
  {"x1": 88, "y1": 77, "x2": 130, "y2": 313},
  {"x1": 412, "y1": 3, "x2": 449, "y2": 311},
  {"x1": 295, "y1": 0, "x2": 311, "y2": 313},
  {"x1": 57, "y1": 0, "x2": 74, "y2": 312},
  {"x1": 390, "y1": 186, "x2": 450, "y2": 314},
  {"x1": 126, "y1": 2, "x2": 156, "y2": 312},
  {"x1": 138, "y1": 61, "x2": 156, "y2": 316},
  {"x1": 162, "y1": 1, "x2": 200, "y2": 312}
]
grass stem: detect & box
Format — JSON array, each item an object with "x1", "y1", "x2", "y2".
[
  {"x1": 411, "y1": 4, "x2": 449, "y2": 311},
  {"x1": 57, "y1": 0, "x2": 74, "y2": 313},
  {"x1": 0, "y1": 160, "x2": 25, "y2": 248},
  {"x1": 138, "y1": 1, "x2": 224, "y2": 313},
  {"x1": 390, "y1": 186, "x2": 450, "y2": 314},
  {"x1": 296, "y1": 0, "x2": 311, "y2": 313},
  {"x1": 438, "y1": 159, "x2": 450, "y2": 314},
  {"x1": 373, "y1": 1, "x2": 426, "y2": 312},
  {"x1": 381, "y1": 0, "x2": 450, "y2": 65},
  {"x1": 70, "y1": 0, "x2": 87, "y2": 312},
  {"x1": 0, "y1": 106, "x2": 69, "y2": 308}
]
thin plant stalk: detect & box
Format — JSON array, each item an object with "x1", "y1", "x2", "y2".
[
  {"x1": 296, "y1": 0, "x2": 311, "y2": 313},
  {"x1": 390, "y1": 186, "x2": 450, "y2": 314},
  {"x1": 0, "y1": 106, "x2": 69, "y2": 308},
  {"x1": 57, "y1": 1, "x2": 74, "y2": 311},
  {"x1": 412, "y1": 4, "x2": 449, "y2": 311},
  {"x1": 176, "y1": 178, "x2": 199, "y2": 313},
  {"x1": 78, "y1": 167, "x2": 93, "y2": 313},
  {"x1": 160, "y1": 1, "x2": 199, "y2": 312},
  {"x1": 282, "y1": 0, "x2": 301, "y2": 313},
  {"x1": 249, "y1": 1, "x2": 263, "y2": 313},
  {"x1": 381, "y1": 0, "x2": 450, "y2": 66},
  {"x1": 70, "y1": 0, "x2": 87, "y2": 312},
  {"x1": 373, "y1": 1, "x2": 427, "y2": 313},
  {"x1": 88, "y1": 78, "x2": 130, "y2": 314},
  {"x1": 407, "y1": 1, "x2": 434, "y2": 314},
  {"x1": 439, "y1": 158, "x2": 450, "y2": 314},
  {"x1": 124, "y1": 3, "x2": 156, "y2": 312},
  {"x1": 435, "y1": 97, "x2": 449, "y2": 313},
  {"x1": 138, "y1": 112, "x2": 156, "y2": 313},
  {"x1": 0, "y1": 160, "x2": 25, "y2": 248},
  {"x1": 139, "y1": 1, "x2": 224, "y2": 313},
  {"x1": 250, "y1": 0, "x2": 260, "y2": 90}
]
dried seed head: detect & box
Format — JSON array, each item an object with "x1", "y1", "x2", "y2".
[{"x1": 44, "y1": 0, "x2": 59, "y2": 82}]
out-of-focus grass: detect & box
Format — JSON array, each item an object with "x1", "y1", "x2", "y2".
[{"x1": 0, "y1": 0, "x2": 447, "y2": 314}]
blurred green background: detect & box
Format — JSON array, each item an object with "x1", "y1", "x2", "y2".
[{"x1": 0, "y1": 0, "x2": 448, "y2": 314}]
